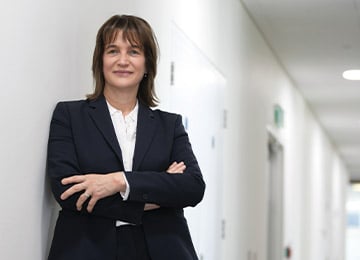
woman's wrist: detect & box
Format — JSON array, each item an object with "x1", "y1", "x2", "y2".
[{"x1": 112, "y1": 171, "x2": 126, "y2": 192}]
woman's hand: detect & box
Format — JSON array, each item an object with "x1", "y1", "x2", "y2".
[
  {"x1": 60, "y1": 172, "x2": 126, "y2": 213},
  {"x1": 60, "y1": 162, "x2": 186, "y2": 213},
  {"x1": 144, "y1": 161, "x2": 186, "y2": 211},
  {"x1": 166, "y1": 161, "x2": 186, "y2": 174}
]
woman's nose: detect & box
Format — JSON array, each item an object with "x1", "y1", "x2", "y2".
[{"x1": 117, "y1": 54, "x2": 129, "y2": 66}]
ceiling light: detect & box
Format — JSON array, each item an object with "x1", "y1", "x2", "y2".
[
  {"x1": 343, "y1": 70, "x2": 360, "y2": 80},
  {"x1": 352, "y1": 183, "x2": 360, "y2": 192}
]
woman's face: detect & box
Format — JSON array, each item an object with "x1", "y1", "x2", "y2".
[{"x1": 103, "y1": 30, "x2": 146, "y2": 94}]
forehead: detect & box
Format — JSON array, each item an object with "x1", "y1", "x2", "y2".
[{"x1": 104, "y1": 29, "x2": 142, "y2": 47}]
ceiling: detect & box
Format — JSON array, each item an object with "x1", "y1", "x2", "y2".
[{"x1": 240, "y1": 0, "x2": 360, "y2": 181}]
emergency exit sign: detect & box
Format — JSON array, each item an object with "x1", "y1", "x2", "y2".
[{"x1": 274, "y1": 104, "x2": 284, "y2": 128}]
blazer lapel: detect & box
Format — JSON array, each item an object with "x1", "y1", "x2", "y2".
[
  {"x1": 132, "y1": 102, "x2": 157, "y2": 171},
  {"x1": 87, "y1": 96, "x2": 124, "y2": 164}
]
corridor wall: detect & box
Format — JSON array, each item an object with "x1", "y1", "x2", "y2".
[{"x1": 0, "y1": 0, "x2": 348, "y2": 259}]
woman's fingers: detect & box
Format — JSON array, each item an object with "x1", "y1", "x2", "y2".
[
  {"x1": 60, "y1": 181, "x2": 86, "y2": 200},
  {"x1": 61, "y1": 175, "x2": 85, "y2": 185},
  {"x1": 167, "y1": 161, "x2": 186, "y2": 174},
  {"x1": 75, "y1": 192, "x2": 91, "y2": 211},
  {"x1": 144, "y1": 203, "x2": 160, "y2": 211},
  {"x1": 86, "y1": 196, "x2": 99, "y2": 213},
  {"x1": 60, "y1": 172, "x2": 125, "y2": 213}
]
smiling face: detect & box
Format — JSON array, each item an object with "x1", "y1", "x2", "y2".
[
  {"x1": 102, "y1": 30, "x2": 146, "y2": 95},
  {"x1": 90, "y1": 15, "x2": 159, "y2": 106}
]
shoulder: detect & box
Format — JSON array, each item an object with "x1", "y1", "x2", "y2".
[
  {"x1": 149, "y1": 108, "x2": 186, "y2": 133},
  {"x1": 138, "y1": 102, "x2": 179, "y2": 121},
  {"x1": 53, "y1": 99, "x2": 91, "y2": 111},
  {"x1": 51, "y1": 99, "x2": 89, "y2": 118},
  {"x1": 55, "y1": 99, "x2": 88, "y2": 109},
  {"x1": 152, "y1": 108, "x2": 179, "y2": 118},
  {"x1": 151, "y1": 108, "x2": 182, "y2": 123}
]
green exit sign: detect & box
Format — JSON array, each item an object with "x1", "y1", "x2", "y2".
[{"x1": 274, "y1": 104, "x2": 284, "y2": 128}]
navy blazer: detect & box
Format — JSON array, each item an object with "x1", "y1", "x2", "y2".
[{"x1": 47, "y1": 95, "x2": 205, "y2": 260}]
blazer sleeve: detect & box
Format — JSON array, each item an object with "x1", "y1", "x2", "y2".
[
  {"x1": 125, "y1": 115, "x2": 206, "y2": 208},
  {"x1": 47, "y1": 102, "x2": 144, "y2": 224}
]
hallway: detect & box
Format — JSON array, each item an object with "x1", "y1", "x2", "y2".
[{"x1": 0, "y1": 0, "x2": 358, "y2": 259}]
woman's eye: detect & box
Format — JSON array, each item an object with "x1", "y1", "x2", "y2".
[
  {"x1": 129, "y1": 49, "x2": 140, "y2": 55},
  {"x1": 107, "y1": 49, "x2": 118, "y2": 55}
]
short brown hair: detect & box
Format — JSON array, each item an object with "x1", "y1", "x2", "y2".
[{"x1": 88, "y1": 14, "x2": 159, "y2": 107}]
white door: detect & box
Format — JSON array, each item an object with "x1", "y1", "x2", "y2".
[
  {"x1": 267, "y1": 132, "x2": 285, "y2": 260},
  {"x1": 169, "y1": 24, "x2": 226, "y2": 260}
]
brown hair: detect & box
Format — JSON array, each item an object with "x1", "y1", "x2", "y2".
[{"x1": 87, "y1": 14, "x2": 159, "y2": 107}]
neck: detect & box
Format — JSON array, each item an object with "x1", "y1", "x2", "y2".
[{"x1": 104, "y1": 88, "x2": 137, "y2": 115}]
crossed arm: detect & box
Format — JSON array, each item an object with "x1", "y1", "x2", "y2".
[{"x1": 60, "y1": 161, "x2": 186, "y2": 213}]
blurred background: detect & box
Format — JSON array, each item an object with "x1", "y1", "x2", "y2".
[{"x1": 0, "y1": 0, "x2": 359, "y2": 259}]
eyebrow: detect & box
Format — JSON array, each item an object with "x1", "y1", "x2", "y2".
[
  {"x1": 105, "y1": 43, "x2": 142, "y2": 49},
  {"x1": 105, "y1": 44, "x2": 118, "y2": 49}
]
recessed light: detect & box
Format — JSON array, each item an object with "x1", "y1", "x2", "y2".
[
  {"x1": 343, "y1": 70, "x2": 360, "y2": 80},
  {"x1": 352, "y1": 183, "x2": 360, "y2": 192}
]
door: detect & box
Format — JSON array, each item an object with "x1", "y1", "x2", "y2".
[
  {"x1": 169, "y1": 24, "x2": 226, "y2": 260},
  {"x1": 267, "y1": 132, "x2": 284, "y2": 260}
]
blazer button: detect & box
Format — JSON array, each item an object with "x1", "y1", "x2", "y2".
[{"x1": 142, "y1": 194, "x2": 149, "y2": 200}]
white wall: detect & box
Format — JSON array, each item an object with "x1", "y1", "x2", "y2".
[{"x1": 0, "y1": 0, "x2": 348, "y2": 259}]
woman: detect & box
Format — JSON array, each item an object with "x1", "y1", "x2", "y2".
[{"x1": 47, "y1": 14, "x2": 205, "y2": 260}]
